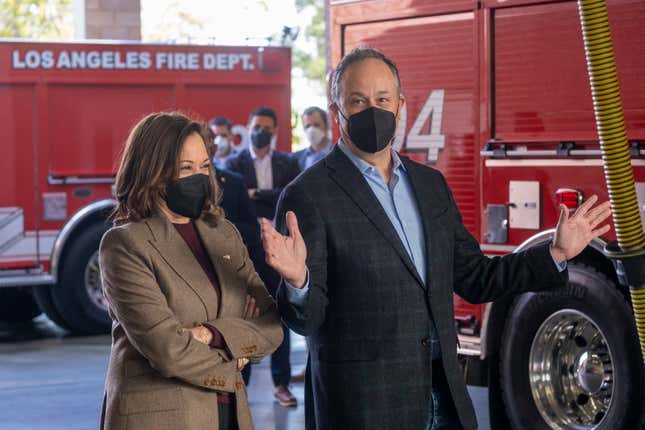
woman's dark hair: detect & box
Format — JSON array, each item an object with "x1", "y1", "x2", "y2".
[{"x1": 112, "y1": 111, "x2": 223, "y2": 226}]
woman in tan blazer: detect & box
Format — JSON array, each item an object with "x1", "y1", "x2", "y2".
[{"x1": 99, "y1": 112, "x2": 283, "y2": 430}]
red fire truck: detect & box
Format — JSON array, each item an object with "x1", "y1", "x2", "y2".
[
  {"x1": 328, "y1": 0, "x2": 644, "y2": 428},
  {"x1": 0, "y1": 40, "x2": 291, "y2": 335}
]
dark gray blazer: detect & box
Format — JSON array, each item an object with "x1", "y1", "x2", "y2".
[{"x1": 275, "y1": 145, "x2": 567, "y2": 430}]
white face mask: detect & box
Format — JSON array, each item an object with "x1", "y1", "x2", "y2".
[
  {"x1": 305, "y1": 126, "x2": 326, "y2": 149},
  {"x1": 214, "y1": 135, "x2": 231, "y2": 156}
]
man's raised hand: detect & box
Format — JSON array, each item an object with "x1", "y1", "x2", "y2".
[
  {"x1": 260, "y1": 211, "x2": 307, "y2": 288},
  {"x1": 551, "y1": 195, "x2": 612, "y2": 263}
]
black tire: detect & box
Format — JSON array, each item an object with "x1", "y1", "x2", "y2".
[
  {"x1": 0, "y1": 287, "x2": 41, "y2": 323},
  {"x1": 499, "y1": 263, "x2": 645, "y2": 430},
  {"x1": 50, "y1": 222, "x2": 111, "y2": 335},
  {"x1": 32, "y1": 284, "x2": 72, "y2": 330}
]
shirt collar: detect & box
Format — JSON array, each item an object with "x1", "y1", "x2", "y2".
[
  {"x1": 249, "y1": 146, "x2": 272, "y2": 161},
  {"x1": 337, "y1": 139, "x2": 406, "y2": 176},
  {"x1": 309, "y1": 140, "x2": 331, "y2": 155}
]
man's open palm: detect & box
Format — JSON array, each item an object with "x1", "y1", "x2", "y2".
[
  {"x1": 551, "y1": 195, "x2": 612, "y2": 262},
  {"x1": 261, "y1": 212, "x2": 308, "y2": 288}
]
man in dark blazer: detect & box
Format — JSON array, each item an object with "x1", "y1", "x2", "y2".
[
  {"x1": 224, "y1": 107, "x2": 302, "y2": 406},
  {"x1": 207, "y1": 126, "x2": 262, "y2": 271},
  {"x1": 214, "y1": 167, "x2": 267, "y2": 387},
  {"x1": 224, "y1": 107, "x2": 301, "y2": 220},
  {"x1": 260, "y1": 48, "x2": 612, "y2": 429}
]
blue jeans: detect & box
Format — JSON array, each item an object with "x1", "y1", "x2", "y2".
[
  {"x1": 271, "y1": 323, "x2": 292, "y2": 387},
  {"x1": 427, "y1": 360, "x2": 463, "y2": 430}
]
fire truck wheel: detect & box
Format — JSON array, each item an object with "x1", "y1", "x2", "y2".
[
  {"x1": 499, "y1": 263, "x2": 645, "y2": 430},
  {"x1": 50, "y1": 222, "x2": 111, "y2": 335},
  {"x1": 0, "y1": 288, "x2": 41, "y2": 323},
  {"x1": 32, "y1": 285, "x2": 72, "y2": 331}
]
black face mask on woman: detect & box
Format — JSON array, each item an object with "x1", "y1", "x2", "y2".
[
  {"x1": 338, "y1": 106, "x2": 397, "y2": 153},
  {"x1": 165, "y1": 173, "x2": 210, "y2": 219}
]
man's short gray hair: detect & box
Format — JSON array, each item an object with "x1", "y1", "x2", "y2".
[
  {"x1": 302, "y1": 106, "x2": 328, "y2": 126},
  {"x1": 331, "y1": 47, "x2": 402, "y2": 104}
]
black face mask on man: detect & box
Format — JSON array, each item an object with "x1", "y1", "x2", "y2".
[
  {"x1": 338, "y1": 106, "x2": 397, "y2": 154},
  {"x1": 165, "y1": 173, "x2": 210, "y2": 219},
  {"x1": 251, "y1": 128, "x2": 272, "y2": 149}
]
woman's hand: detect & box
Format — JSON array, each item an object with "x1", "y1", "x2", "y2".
[
  {"x1": 261, "y1": 211, "x2": 307, "y2": 288},
  {"x1": 184, "y1": 325, "x2": 213, "y2": 345},
  {"x1": 243, "y1": 294, "x2": 260, "y2": 320},
  {"x1": 237, "y1": 358, "x2": 249, "y2": 371},
  {"x1": 186, "y1": 328, "x2": 249, "y2": 370}
]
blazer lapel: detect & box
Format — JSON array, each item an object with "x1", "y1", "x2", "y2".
[
  {"x1": 325, "y1": 146, "x2": 425, "y2": 289},
  {"x1": 194, "y1": 218, "x2": 238, "y2": 317},
  {"x1": 271, "y1": 153, "x2": 287, "y2": 188},
  {"x1": 242, "y1": 150, "x2": 258, "y2": 189},
  {"x1": 400, "y1": 156, "x2": 451, "y2": 293},
  {"x1": 144, "y1": 214, "x2": 218, "y2": 320}
]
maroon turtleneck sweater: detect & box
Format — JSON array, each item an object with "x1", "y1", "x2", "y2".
[{"x1": 173, "y1": 221, "x2": 230, "y2": 404}]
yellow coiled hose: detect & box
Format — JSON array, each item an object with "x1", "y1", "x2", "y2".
[
  {"x1": 577, "y1": 0, "x2": 645, "y2": 360},
  {"x1": 633, "y1": 289, "x2": 645, "y2": 360}
]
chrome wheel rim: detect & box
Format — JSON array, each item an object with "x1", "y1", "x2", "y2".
[
  {"x1": 84, "y1": 250, "x2": 108, "y2": 311},
  {"x1": 529, "y1": 309, "x2": 614, "y2": 430}
]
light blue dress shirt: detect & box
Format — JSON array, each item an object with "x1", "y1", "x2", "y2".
[
  {"x1": 337, "y1": 141, "x2": 428, "y2": 282},
  {"x1": 305, "y1": 147, "x2": 328, "y2": 170}
]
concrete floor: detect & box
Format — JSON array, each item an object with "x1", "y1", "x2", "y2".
[{"x1": 0, "y1": 316, "x2": 490, "y2": 430}]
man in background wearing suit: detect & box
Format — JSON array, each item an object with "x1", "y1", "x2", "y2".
[
  {"x1": 205, "y1": 124, "x2": 269, "y2": 386},
  {"x1": 292, "y1": 106, "x2": 331, "y2": 171},
  {"x1": 260, "y1": 47, "x2": 611, "y2": 429},
  {"x1": 225, "y1": 107, "x2": 301, "y2": 407},
  {"x1": 206, "y1": 124, "x2": 259, "y2": 254},
  {"x1": 225, "y1": 107, "x2": 301, "y2": 220},
  {"x1": 214, "y1": 167, "x2": 265, "y2": 388}
]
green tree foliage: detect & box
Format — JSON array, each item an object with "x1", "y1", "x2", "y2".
[
  {"x1": 293, "y1": 0, "x2": 325, "y2": 85},
  {"x1": 0, "y1": 0, "x2": 72, "y2": 39}
]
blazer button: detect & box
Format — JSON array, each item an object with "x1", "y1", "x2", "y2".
[{"x1": 421, "y1": 337, "x2": 430, "y2": 347}]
